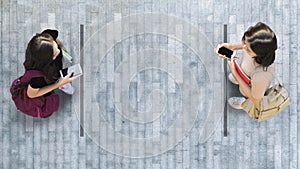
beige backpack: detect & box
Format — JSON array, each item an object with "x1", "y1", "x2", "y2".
[{"x1": 241, "y1": 66, "x2": 290, "y2": 122}]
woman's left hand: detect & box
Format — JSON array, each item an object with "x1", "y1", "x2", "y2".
[{"x1": 227, "y1": 56, "x2": 236, "y2": 73}]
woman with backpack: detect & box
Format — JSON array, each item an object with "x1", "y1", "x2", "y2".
[
  {"x1": 10, "y1": 29, "x2": 81, "y2": 118},
  {"x1": 24, "y1": 29, "x2": 79, "y2": 97},
  {"x1": 216, "y1": 22, "x2": 277, "y2": 109}
]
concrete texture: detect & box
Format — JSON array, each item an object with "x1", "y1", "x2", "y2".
[{"x1": 1, "y1": 0, "x2": 299, "y2": 168}]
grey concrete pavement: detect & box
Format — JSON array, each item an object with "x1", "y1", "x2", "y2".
[{"x1": 1, "y1": 0, "x2": 299, "y2": 168}]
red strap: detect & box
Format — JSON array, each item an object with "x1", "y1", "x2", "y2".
[
  {"x1": 37, "y1": 108, "x2": 41, "y2": 118},
  {"x1": 233, "y1": 60, "x2": 251, "y2": 85}
]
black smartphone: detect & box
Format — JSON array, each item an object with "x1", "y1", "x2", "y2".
[{"x1": 217, "y1": 47, "x2": 235, "y2": 58}]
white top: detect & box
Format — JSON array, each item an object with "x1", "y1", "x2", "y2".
[{"x1": 240, "y1": 50, "x2": 274, "y2": 99}]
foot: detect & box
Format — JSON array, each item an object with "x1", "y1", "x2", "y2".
[
  {"x1": 228, "y1": 73, "x2": 239, "y2": 85},
  {"x1": 59, "y1": 83, "x2": 75, "y2": 95},
  {"x1": 228, "y1": 97, "x2": 246, "y2": 109}
]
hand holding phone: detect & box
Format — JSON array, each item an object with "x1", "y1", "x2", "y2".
[
  {"x1": 60, "y1": 64, "x2": 83, "y2": 78},
  {"x1": 217, "y1": 46, "x2": 236, "y2": 59}
]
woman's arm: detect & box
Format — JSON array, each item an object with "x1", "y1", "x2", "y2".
[
  {"x1": 215, "y1": 41, "x2": 244, "y2": 59},
  {"x1": 227, "y1": 58, "x2": 261, "y2": 104},
  {"x1": 56, "y1": 39, "x2": 67, "y2": 52},
  {"x1": 27, "y1": 81, "x2": 60, "y2": 98},
  {"x1": 219, "y1": 41, "x2": 244, "y2": 50},
  {"x1": 27, "y1": 72, "x2": 81, "y2": 98}
]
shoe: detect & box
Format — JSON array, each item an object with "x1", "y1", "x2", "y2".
[
  {"x1": 59, "y1": 83, "x2": 75, "y2": 95},
  {"x1": 228, "y1": 97, "x2": 246, "y2": 109},
  {"x1": 228, "y1": 73, "x2": 239, "y2": 85}
]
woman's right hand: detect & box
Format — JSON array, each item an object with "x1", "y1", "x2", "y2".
[
  {"x1": 58, "y1": 71, "x2": 82, "y2": 87},
  {"x1": 27, "y1": 71, "x2": 82, "y2": 98}
]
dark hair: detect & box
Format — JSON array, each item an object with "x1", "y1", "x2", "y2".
[
  {"x1": 242, "y1": 22, "x2": 277, "y2": 68},
  {"x1": 23, "y1": 33, "x2": 58, "y2": 82}
]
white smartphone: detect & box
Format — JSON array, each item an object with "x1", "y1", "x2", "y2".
[{"x1": 60, "y1": 64, "x2": 82, "y2": 77}]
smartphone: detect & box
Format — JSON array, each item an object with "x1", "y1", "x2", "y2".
[
  {"x1": 60, "y1": 64, "x2": 82, "y2": 77},
  {"x1": 217, "y1": 47, "x2": 236, "y2": 58}
]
